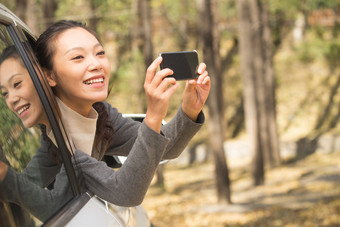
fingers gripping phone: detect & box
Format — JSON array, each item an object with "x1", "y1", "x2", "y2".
[{"x1": 159, "y1": 50, "x2": 199, "y2": 81}]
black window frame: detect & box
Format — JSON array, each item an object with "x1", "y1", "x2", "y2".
[{"x1": 6, "y1": 24, "x2": 81, "y2": 196}]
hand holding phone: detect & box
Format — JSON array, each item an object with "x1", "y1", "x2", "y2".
[{"x1": 159, "y1": 50, "x2": 199, "y2": 81}]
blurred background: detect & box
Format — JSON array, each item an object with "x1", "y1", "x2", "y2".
[{"x1": 2, "y1": 0, "x2": 340, "y2": 226}]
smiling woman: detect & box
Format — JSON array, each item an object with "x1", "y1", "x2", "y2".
[
  {"x1": 0, "y1": 45, "x2": 74, "y2": 223},
  {"x1": 0, "y1": 46, "x2": 48, "y2": 128},
  {"x1": 33, "y1": 19, "x2": 210, "y2": 206},
  {"x1": 43, "y1": 27, "x2": 110, "y2": 117}
]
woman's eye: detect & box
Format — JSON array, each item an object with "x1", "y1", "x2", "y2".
[
  {"x1": 1, "y1": 91, "x2": 8, "y2": 98},
  {"x1": 97, "y1": 51, "x2": 105, "y2": 56},
  {"x1": 14, "y1": 81, "x2": 22, "y2": 88},
  {"x1": 72, "y1": 55, "x2": 83, "y2": 60}
]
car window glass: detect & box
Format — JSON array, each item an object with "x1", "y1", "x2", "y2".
[{"x1": 0, "y1": 23, "x2": 74, "y2": 226}]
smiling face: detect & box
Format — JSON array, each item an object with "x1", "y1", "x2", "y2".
[
  {"x1": 49, "y1": 27, "x2": 110, "y2": 117},
  {"x1": 0, "y1": 57, "x2": 48, "y2": 128}
]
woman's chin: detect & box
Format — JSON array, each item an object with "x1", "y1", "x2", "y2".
[
  {"x1": 91, "y1": 93, "x2": 108, "y2": 102},
  {"x1": 22, "y1": 120, "x2": 34, "y2": 128}
]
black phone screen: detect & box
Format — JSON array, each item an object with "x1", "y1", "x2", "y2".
[{"x1": 159, "y1": 51, "x2": 199, "y2": 80}]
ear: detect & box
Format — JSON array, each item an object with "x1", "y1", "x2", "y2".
[{"x1": 44, "y1": 69, "x2": 57, "y2": 87}]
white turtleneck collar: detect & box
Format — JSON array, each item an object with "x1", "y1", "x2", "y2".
[{"x1": 47, "y1": 97, "x2": 98, "y2": 156}]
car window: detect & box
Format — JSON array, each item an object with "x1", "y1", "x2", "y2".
[{"x1": 0, "y1": 22, "x2": 77, "y2": 226}]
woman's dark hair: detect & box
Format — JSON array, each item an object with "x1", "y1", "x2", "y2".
[
  {"x1": 36, "y1": 20, "x2": 100, "y2": 71},
  {"x1": 0, "y1": 46, "x2": 23, "y2": 67},
  {"x1": 36, "y1": 20, "x2": 113, "y2": 154}
]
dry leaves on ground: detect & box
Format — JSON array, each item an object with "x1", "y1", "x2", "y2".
[{"x1": 143, "y1": 152, "x2": 340, "y2": 227}]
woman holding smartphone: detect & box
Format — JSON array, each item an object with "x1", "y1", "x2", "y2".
[{"x1": 0, "y1": 20, "x2": 210, "y2": 221}]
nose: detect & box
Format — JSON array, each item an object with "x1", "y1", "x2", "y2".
[
  {"x1": 88, "y1": 55, "x2": 102, "y2": 71},
  {"x1": 8, "y1": 92, "x2": 20, "y2": 108}
]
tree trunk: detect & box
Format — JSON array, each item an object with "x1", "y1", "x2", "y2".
[
  {"x1": 199, "y1": 0, "x2": 231, "y2": 204},
  {"x1": 178, "y1": 0, "x2": 189, "y2": 50},
  {"x1": 139, "y1": 0, "x2": 153, "y2": 68},
  {"x1": 261, "y1": 1, "x2": 280, "y2": 168},
  {"x1": 89, "y1": 0, "x2": 99, "y2": 33},
  {"x1": 237, "y1": 0, "x2": 280, "y2": 186},
  {"x1": 131, "y1": 0, "x2": 145, "y2": 113},
  {"x1": 134, "y1": 0, "x2": 154, "y2": 113},
  {"x1": 43, "y1": 0, "x2": 57, "y2": 28},
  {"x1": 16, "y1": 0, "x2": 39, "y2": 34},
  {"x1": 137, "y1": 0, "x2": 165, "y2": 187},
  {"x1": 25, "y1": 0, "x2": 39, "y2": 34},
  {"x1": 15, "y1": 0, "x2": 27, "y2": 22}
]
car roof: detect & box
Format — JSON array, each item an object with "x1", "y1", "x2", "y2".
[{"x1": 0, "y1": 3, "x2": 36, "y2": 39}]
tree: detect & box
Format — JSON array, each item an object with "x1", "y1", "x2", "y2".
[
  {"x1": 12, "y1": 0, "x2": 39, "y2": 34},
  {"x1": 139, "y1": 0, "x2": 153, "y2": 68},
  {"x1": 136, "y1": 0, "x2": 167, "y2": 188},
  {"x1": 237, "y1": 0, "x2": 280, "y2": 186},
  {"x1": 198, "y1": 0, "x2": 231, "y2": 204},
  {"x1": 131, "y1": 0, "x2": 154, "y2": 113},
  {"x1": 43, "y1": 0, "x2": 57, "y2": 28},
  {"x1": 89, "y1": 0, "x2": 100, "y2": 33},
  {"x1": 15, "y1": 0, "x2": 27, "y2": 22}
]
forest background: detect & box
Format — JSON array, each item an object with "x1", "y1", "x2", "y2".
[{"x1": 2, "y1": 0, "x2": 340, "y2": 226}]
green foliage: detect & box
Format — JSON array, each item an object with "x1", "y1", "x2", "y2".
[
  {"x1": 1, "y1": 1, "x2": 15, "y2": 11},
  {"x1": 112, "y1": 57, "x2": 138, "y2": 94},
  {"x1": 275, "y1": 24, "x2": 340, "y2": 138},
  {"x1": 270, "y1": 0, "x2": 301, "y2": 18},
  {"x1": 270, "y1": 0, "x2": 340, "y2": 14},
  {"x1": 297, "y1": 43, "x2": 316, "y2": 63},
  {"x1": 324, "y1": 41, "x2": 340, "y2": 70},
  {"x1": 292, "y1": 28, "x2": 339, "y2": 65},
  {"x1": 313, "y1": 25, "x2": 326, "y2": 39},
  {"x1": 56, "y1": 0, "x2": 134, "y2": 34},
  {"x1": 96, "y1": 0, "x2": 134, "y2": 38},
  {"x1": 306, "y1": 0, "x2": 340, "y2": 10}
]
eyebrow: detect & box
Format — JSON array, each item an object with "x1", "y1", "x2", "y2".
[
  {"x1": 0, "y1": 73, "x2": 23, "y2": 88},
  {"x1": 64, "y1": 43, "x2": 103, "y2": 56}
]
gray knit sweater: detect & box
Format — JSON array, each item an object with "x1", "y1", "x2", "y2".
[{"x1": 0, "y1": 102, "x2": 204, "y2": 221}]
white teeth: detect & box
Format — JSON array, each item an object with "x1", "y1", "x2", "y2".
[
  {"x1": 17, "y1": 105, "x2": 30, "y2": 115},
  {"x1": 84, "y1": 78, "x2": 104, "y2": 85}
]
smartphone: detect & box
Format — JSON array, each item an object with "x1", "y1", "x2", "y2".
[{"x1": 159, "y1": 50, "x2": 199, "y2": 80}]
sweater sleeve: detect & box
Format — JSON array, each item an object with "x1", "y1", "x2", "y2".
[
  {"x1": 72, "y1": 105, "x2": 203, "y2": 206},
  {"x1": 20, "y1": 135, "x2": 61, "y2": 188},
  {"x1": 160, "y1": 107, "x2": 205, "y2": 159},
  {"x1": 72, "y1": 121, "x2": 169, "y2": 206},
  {"x1": 0, "y1": 166, "x2": 73, "y2": 222},
  {"x1": 103, "y1": 102, "x2": 204, "y2": 159}
]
